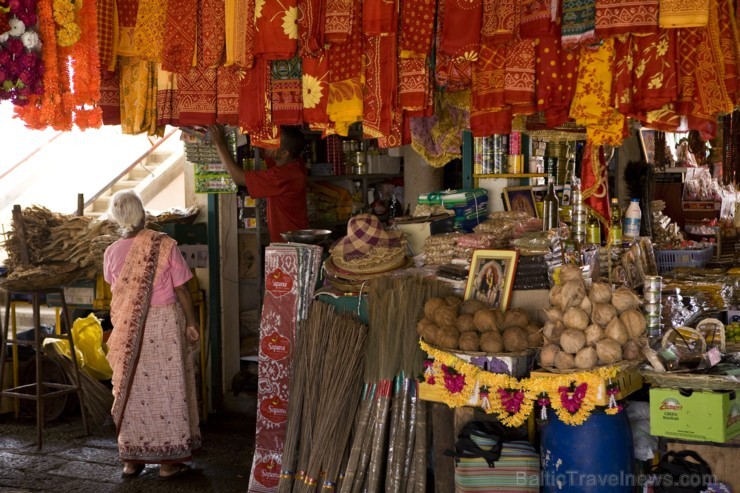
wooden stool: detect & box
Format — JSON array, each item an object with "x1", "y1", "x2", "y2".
[{"x1": 0, "y1": 288, "x2": 89, "y2": 449}]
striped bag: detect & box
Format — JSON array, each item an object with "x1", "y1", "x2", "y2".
[{"x1": 449, "y1": 421, "x2": 540, "y2": 493}]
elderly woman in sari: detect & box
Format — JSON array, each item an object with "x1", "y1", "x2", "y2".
[{"x1": 103, "y1": 190, "x2": 201, "y2": 479}]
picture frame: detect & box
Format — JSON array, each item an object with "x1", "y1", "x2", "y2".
[
  {"x1": 464, "y1": 250, "x2": 519, "y2": 310},
  {"x1": 532, "y1": 185, "x2": 548, "y2": 218},
  {"x1": 639, "y1": 128, "x2": 657, "y2": 165},
  {"x1": 503, "y1": 186, "x2": 537, "y2": 218}
]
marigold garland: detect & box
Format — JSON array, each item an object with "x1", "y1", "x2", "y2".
[
  {"x1": 419, "y1": 339, "x2": 622, "y2": 427},
  {"x1": 52, "y1": 0, "x2": 81, "y2": 47}
]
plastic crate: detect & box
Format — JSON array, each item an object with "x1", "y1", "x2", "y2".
[{"x1": 655, "y1": 246, "x2": 714, "y2": 274}]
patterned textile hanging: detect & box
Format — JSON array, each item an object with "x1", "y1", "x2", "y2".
[
  {"x1": 161, "y1": 0, "x2": 197, "y2": 73},
  {"x1": 535, "y1": 35, "x2": 579, "y2": 128},
  {"x1": 594, "y1": 0, "x2": 658, "y2": 38},
  {"x1": 132, "y1": 0, "x2": 167, "y2": 62},
  {"x1": 301, "y1": 55, "x2": 330, "y2": 123},
  {"x1": 519, "y1": 0, "x2": 560, "y2": 39},
  {"x1": 270, "y1": 56, "x2": 303, "y2": 125},
  {"x1": 481, "y1": 0, "x2": 518, "y2": 45},
  {"x1": 254, "y1": 0, "x2": 299, "y2": 59},
  {"x1": 561, "y1": 0, "x2": 596, "y2": 49},
  {"x1": 326, "y1": 0, "x2": 363, "y2": 135},
  {"x1": 363, "y1": 34, "x2": 397, "y2": 138},
  {"x1": 659, "y1": 0, "x2": 710, "y2": 28}
]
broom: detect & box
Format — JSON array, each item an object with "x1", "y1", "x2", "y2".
[{"x1": 43, "y1": 342, "x2": 113, "y2": 427}]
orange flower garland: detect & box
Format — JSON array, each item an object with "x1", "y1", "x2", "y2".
[{"x1": 67, "y1": 0, "x2": 101, "y2": 128}]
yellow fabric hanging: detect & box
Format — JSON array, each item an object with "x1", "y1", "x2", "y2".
[
  {"x1": 133, "y1": 0, "x2": 167, "y2": 62},
  {"x1": 119, "y1": 57, "x2": 162, "y2": 136}
]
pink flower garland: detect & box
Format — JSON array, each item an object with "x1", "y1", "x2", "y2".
[
  {"x1": 558, "y1": 383, "x2": 588, "y2": 414},
  {"x1": 441, "y1": 364, "x2": 466, "y2": 394},
  {"x1": 0, "y1": 0, "x2": 43, "y2": 105},
  {"x1": 497, "y1": 388, "x2": 525, "y2": 414}
]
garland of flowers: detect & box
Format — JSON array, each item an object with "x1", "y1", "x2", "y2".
[
  {"x1": 52, "y1": 0, "x2": 81, "y2": 47},
  {"x1": 0, "y1": 0, "x2": 44, "y2": 106},
  {"x1": 419, "y1": 339, "x2": 622, "y2": 427},
  {"x1": 65, "y1": 0, "x2": 101, "y2": 128}
]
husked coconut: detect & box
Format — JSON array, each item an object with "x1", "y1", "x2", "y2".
[
  {"x1": 526, "y1": 324, "x2": 544, "y2": 347},
  {"x1": 560, "y1": 264, "x2": 584, "y2": 284},
  {"x1": 424, "y1": 297, "x2": 445, "y2": 320},
  {"x1": 591, "y1": 302, "x2": 617, "y2": 327},
  {"x1": 579, "y1": 295, "x2": 592, "y2": 315},
  {"x1": 445, "y1": 296, "x2": 463, "y2": 307},
  {"x1": 555, "y1": 351, "x2": 576, "y2": 370},
  {"x1": 434, "y1": 304, "x2": 458, "y2": 326},
  {"x1": 595, "y1": 338, "x2": 623, "y2": 364},
  {"x1": 460, "y1": 299, "x2": 488, "y2": 315},
  {"x1": 611, "y1": 287, "x2": 641, "y2": 314},
  {"x1": 421, "y1": 322, "x2": 440, "y2": 345},
  {"x1": 588, "y1": 282, "x2": 612, "y2": 304},
  {"x1": 503, "y1": 327, "x2": 529, "y2": 352},
  {"x1": 543, "y1": 307, "x2": 564, "y2": 322},
  {"x1": 458, "y1": 331, "x2": 480, "y2": 352},
  {"x1": 560, "y1": 280, "x2": 587, "y2": 311},
  {"x1": 549, "y1": 284, "x2": 563, "y2": 308},
  {"x1": 474, "y1": 309, "x2": 499, "y2": 332},
  {"x1": 539, "y1": 344, "x2": 560, "y2": 367},
  {"x1": 560, "y1": 329, "x2": 587, "y2": 354},
  {"x1": 575, "y1": 346, "x2": 598, "y2": 369},
  {"x1": 455, "y1": 313, "x2": 476, "y2": 333},
  {"x1": 543, "y1": 321, "x2": 565, "y2": 343},
  {"x1": 584, "y1": 324, "x2": 604, "y2": 345},
  {"x1": 605, "y1": 317, "x2": 629, "y2": 345},
  {"x1": 436, "y1": 326, "x2": 460, "y2": 349},
  {"x1": 620, "y1": 309, "x2": 647, "y2": 340},
  {"x1": 563, "y1": 307, "x2": 589, "y2": 331},
  {"x1": 480, "y1": 331, "x2": 504, "y2": 353},
  {"x1": 622, "y1": 339, "x2": 643, "y2": 360}
]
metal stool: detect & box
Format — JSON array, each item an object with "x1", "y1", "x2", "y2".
[{"x1": 0, "y1": 288, "x2": 89, "y2": 449}]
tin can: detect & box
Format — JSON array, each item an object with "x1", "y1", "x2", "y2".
[
  {"x1": 643, "y1": 290, "x2": 661, "y2": 304},
  {"x1": 644, "y1": 276, "x2": 662, "y2": 291},
  {"x1": 643, "y1": 302, "x2": 661, "y2": 317},
  {"x1": 545, "y1": 157, "x2": 558, "y2": 178},
  {"x1": 646, "y1": 314, "x2": 661, "y2": 329}
]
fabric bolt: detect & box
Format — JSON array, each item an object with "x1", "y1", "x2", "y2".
[
  {"x1": 116, "y1": 0, "x2": 139, "y2": 57},
  {"x1": 519, "y1": 0, "x2": 559, "y2": 39},
  {"x1": 255, "y1": 0, "x2": 299, "y2": 59},
  {"x1": 504, "y1": 36, "x2": 536, "y2": 114},
  {"x1": 325, "y1": 0, "x2": 353, "y2": 43},
  {"x1": 177, "y1": 64, "x2": 218, "y2": 125},
  {"x1": 301, "y1": 55, "x2": 330, "y2": 123},
  {"x1": 238, "y1": 57, "x2": 269, "y2": 133},
  {"x1": 97, "y1": 0, "x2": 117, "y2": 70},
  {"x1": 297, "y1": 0, "x2": 325, "y2": 56},
  {"x1": 434, "y1": 0, "x2": 473, "y2": 91},
  {"x1": 594, "y1": 0, "x2": 658, "y2": 38},
  {"x1": 561, "y1": 0, "x2": 595, "y2": 49},
  {"x1": 363, "y1": 0, "x2": 398, "y2": 34},
  {"x1": 569, "y1": 39, "x2": 626, "y2": 146},
  {"x1": 535, "y1": 35, "x2": 579, "y2": 128},
  {"x1": 439, "y1": 0, "x2": 483, "y2": 59},
  {"x1": 217, "y1": 65, "x2": 241, "y2": 124},
  {"x1": 156, "y1": 67, "x2": 180, "y2": 126},
  {"x1": 119, "y1": 56, "x2": 159, "y2": 135},
  {"x1": 99, "y1": 66, "x2": 121, "y2": 124},
  {"x1": 161, "y1": 0, "x2": 197, "y2": 73},
  {"x1": 363, "y1": 34, "x2": 397, "y2": 138},
  {"x1": 481, "y1": 0, "x2": 518, "y2": 45},
  {"x1": 399, "y1": 57, "x2": 429, "y2": 111},
  {"x1": 326, "y1": 0, "x2": 363, "y2": 135},
  {"x1": 201, "y1": 0, "x2": 226, "y2": 67},
  {"x1": 132, "y1": 0, "x2": 167, "y2": 62},
  {"x1": 244, "y1": 161, "x2": 309, "y2": 242},
  {"x1": 659, "y1": 0, "x2": 710, "y2": 28},
  {"x1": 399, "y1": 0, "x2": 436, "y2": 57},
  {"x1": 473, "y1": 44, "x2": 506, "y2": 111},
  {"x1": 270, "y1": 57, "x2": 303, "y2": 125}
]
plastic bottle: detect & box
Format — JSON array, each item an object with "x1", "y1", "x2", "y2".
[
  {"x1": 610, "y1": 198, "x2": 623, "y2": 247},
  {"x1": 623, "y1": 198, "x2": 642, "y2": 241},
  {"x1": 587, "y1": 212, "x2": 601, "y2": 245},
  {"x1": 542, "y1": 177, "x2": 560, "y2": 231}
]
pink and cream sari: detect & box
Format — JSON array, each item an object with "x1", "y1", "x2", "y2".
[{"x1": 106, "y1": 229, "x2": 201, "y2": 464}]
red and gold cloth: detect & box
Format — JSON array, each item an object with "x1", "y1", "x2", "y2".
[
  {"x1": 363, "y1": 34, "x2": 397, "y2": 138},
  {"x1": 133, "y1": 0, "x2": 167, "y2": 62},
  {"x1": 519, "y1": 0, "x2": 559, "y2": 39},
  {"x1": 298, "y1": 0, "x2": 325, "y2": 56},
  {"x1": 217, "y1": 65, "x2": 241, "y2": 124},
  {"x1": 434, "y1": 0, "x2": 472, "y2": 91},
  {"x1": 504, "y1": 36, "x2": 536, "y2": 114},
  {"x1": 399, "y1": 57, "x2": 430, "y2": 111},
  {"x1": 116, "y1": 0, "x2": 139, "y2": 56},
  {"x1": 327, "y1": 0, "x2": 363, "y2": 134},
  {"x1": 302, "y1": 56, "x2": 330, "y2": 123},
  {"x1": 481, "y1": 0, "x2": 518, "y2": 46},
  {"x1": 439, "y1": 0, "x2": 483, "y2": 59},
  {"x1": 254, "y1": 0, "x2": 298, "y2": 59},
  {"x1": 594, "y1": 0, "x2": 658, "y2": 38},
  {"x1": 660, "y1": 0, "x2": 710, "y2": 28},
  {"x1": 325, "y1": 0, "x2": 353, "y2": 44},
  {"x1": 561, "y1": 0, "x2": 595, "y2": 49},
  {"x1": 535, "y1": 36, "x2": 579, "y2": 127},
  {"x1": 473, "y1": 44, "x2": 506, "y2": 111},
  {"x1": 243, "y1": 0, "x2": 256, "y2": 68},
  {"x1": 470, "y1": 106, "x2": 512, "y2": 136},
  {"x1": 238, "y1": 57, "x2": 270, "y2": 133},
  {"x1": 718, "y1": 0, "x2": 739, "y2": 105},
  {"x1": 156, "y1": 68, "x2": 180, "y2": 126},
  {"x1": 399, "y1": 0, "x2": 436, "y2": 57},
  {"x1": 201, "y1": 0, "x2": 226, "y2": 67},
  {"x1": 119, "y1": 57, "x2": 159, "y2": 135},
  {"x1": 161, "y1": 0, "x2": 197, "y2": 73},
  {"x1": 581, "y1": 142, "x2": 610, "y2": 233},
  {"x1": 225, "y1": 0, "x2": 251, "y2": 66},
  {"x1": 97, "y1": 0, "x2": 117, "y2": 70},
  {"x1": 270, "y1": 57, "x2": 303, "y2": 125},
  {"x1": 100, "y1": 66, "x2": 122, "y2": 125},
  {"x1": 363, "y1": 0, "x2": 398, "y2": 34}
]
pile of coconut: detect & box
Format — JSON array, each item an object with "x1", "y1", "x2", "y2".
[
  {"x1": 540, "y1": 265, "x2": 647, "y2": 370},
  {"x1": 417, "y1": 296, "x2": 544, "y2": 353}
]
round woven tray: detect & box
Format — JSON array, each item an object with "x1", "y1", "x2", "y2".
[
  {"x1": 537, "y1": 359, "x2": 641, "y2": 374},
  {"x1": 640, "y1": 369, "x2": 739, "y2": 391},
  {"x1": 0, "y1": 266, "x2": 82, "y2": 292}
]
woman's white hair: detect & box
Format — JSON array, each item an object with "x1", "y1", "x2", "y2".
[{"x1": 108, "y1": 190, "x2": 145, "y2": 235}]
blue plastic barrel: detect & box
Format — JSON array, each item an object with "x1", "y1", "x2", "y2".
[{"x1": 540, "y1": 410, "x2": 634, "y2": 492}]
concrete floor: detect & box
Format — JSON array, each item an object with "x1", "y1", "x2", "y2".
[{"x1": 0, "y1": 408, "x2": 256, "y2": 493}]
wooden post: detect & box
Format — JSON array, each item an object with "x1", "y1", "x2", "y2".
[
  {"x1": 430, "y1": 403, "x2": 455, "y2": 493},
  {"x1": 76, "y1": 194, "x2": 84, "y2": 216},
  {"x1": 11, "y1": 205, "x2": 30, "y2": 265}
]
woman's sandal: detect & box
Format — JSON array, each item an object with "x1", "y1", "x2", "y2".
[
  {"x1": 159, "y1": 464, "x2": 192, "y2": 481},
  {"x1": 121, "y1": 463, "x2": 145, "y2": 479}
]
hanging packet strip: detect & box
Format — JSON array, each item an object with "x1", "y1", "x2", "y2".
[{"x1": 418, "y1": 189, "x2": 489, "y2": 207}]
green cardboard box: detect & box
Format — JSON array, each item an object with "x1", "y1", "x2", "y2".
[{"x1": 650, "y1": 387, "x2": 740, "y2": 443}]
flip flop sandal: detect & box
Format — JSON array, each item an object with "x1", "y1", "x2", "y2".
[
  {"x1": 121, "y1": 463, "x2": 145, "y2": 479},
  {"x1": 159, "y1": 464, "x2": 192, "y2": 481}
]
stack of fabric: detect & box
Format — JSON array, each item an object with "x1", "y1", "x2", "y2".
[
  {"x1": 324, "y1": 214, "x2": 410, "y2": 291},
  {"x1": 417, "y1": 189, "x2": 489, "y2": 232}
]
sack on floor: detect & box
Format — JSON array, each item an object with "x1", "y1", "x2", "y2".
[{"x1": 447, "y1": 420, "x2": 539, "y2": 493}]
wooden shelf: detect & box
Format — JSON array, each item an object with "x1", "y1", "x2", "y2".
[{"x1": 474, "y1": 173, "x2": 547, "y2": 179}]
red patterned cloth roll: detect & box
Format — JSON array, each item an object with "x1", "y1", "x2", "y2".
[{"x1": 594, "y1": 0, "x2": 658, "y2": 38}]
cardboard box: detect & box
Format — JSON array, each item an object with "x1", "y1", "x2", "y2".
[
  {"x1": 650, "y1": 388, "x2": 740, "y2": 443},
  {"x1": 530, "y1": 362, "x2": 643, "y2": 406},
  {"x1": 395, "y1": 215, "x2": 455, "y2": 256},
  {"x1": 178, "y1": 245, "x2": 209, "y2": 269}
]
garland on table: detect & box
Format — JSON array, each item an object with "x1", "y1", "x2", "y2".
[
  {"x1": 419, "y1": 339, "x2": 622, "y2": 427},
  {"x1": 0, "y1": 0, "x2": 44, "y2": 105}
]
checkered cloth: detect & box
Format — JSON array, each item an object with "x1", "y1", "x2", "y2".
[{"x1": 331, "y1": 214, "x2": 403, "y2": 260}]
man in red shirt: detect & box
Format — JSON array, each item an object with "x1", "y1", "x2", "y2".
[{"x1": 209, "y1": 125, "x2": 309, "y2": 243}]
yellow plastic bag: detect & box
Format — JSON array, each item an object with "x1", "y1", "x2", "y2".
[{"x1": 44, "y1": 313, "x2": 113, "y2": 380}]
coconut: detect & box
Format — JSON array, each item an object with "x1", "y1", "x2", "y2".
[
  {"x1": 436, "y1": 326, "x2": 460, "y2": 349},
  {"x1": 526, "y1": 324, "x2": 544, "y2": 347},
  {"x1": 563, "y1": 307, "x2": 589, "y2": 331},
  {"x1": 622, "y1": 340, "x2": 643, "y2": 360},
  {"x1": 503, "y1": 327, "x2": 529, "y2": 352},
  {"x1": 555, "y1": 351, "x2": 576, "y2": 370},
  {"x1": 416, "y1": 318, "x2": 433, "y2": 336},
  {"x1": 455, "y1": 313, "x2": 476, "y2": 333},
  {"x1": 549, "y1": 284, "x2": 563, "y2": 309},
  {"x1": 595, "y1": 338, "x2": 623, "y2": 364},
  {"x1": 539, "y1": 344, "x2": 560, "y2": 367},
  {"x1": 579, "y1": 295, "x2": 592, "y2": 315},
  {"x1": 503, "y1": 309, "x2": 530, "y2": 329},
  {"x1": 575, "y1": 346, "x2": 598, "y2": 369},
  {"x1": 543, "y1": 321, "x2": 565, "y2": 343},
  {"x1": 560, "y1": 280, "x2": 587, "y2": 311},
  {"x1": 584, "y1": 324, "x2": 604, "y2": 346},
  {"x1": 491, "y1": 309, "x2": 506, "y2": 328},
  {"x1": 605, "y1": 317, "x2": 629, "y2": 345},
  {"x1": 560, "y1": 329, "x2": 587, "y2": 354},
  {"x1": 473, "y1": 309, "x2": 499, "y2": 332},
  {"x1": 620, "y1": 309, "x2": 647, "y2": 340},
  {"x1": 611, "y1": 287, "x2": 641, "y2": 314},
  {"x1": 560, "y1": 264, "x2": 584, "y2": 284},
  {"x1": 458, "y1": 331, "x2": 480, "y2": 352},
  {"x1": 460, "y1": 299, "x2": 488, "y2": 315},
  {"x1": 588, "y1": 282, "x2": 612, "y2": 304},
  {"x1": 424, "y1": 297, "x2": 446, "y2": 320},
  {"x1": 421, "y1": 322, "x2": 440, "y2": 345},
  {"x1": 434, "y1": 304, "x2": 458, "y2": 326},
  {"x1": 591, "y1": 302, "x2": 617, "y2": 327},
  {"x1": 543, "y1": 308, "x2": 564, "y2": 323},
  {"x1": 480, "y1": 331, "x2": 504, "y2": 353},
  {"x1": 445, "y1": 296, "x2": 463, "y2": 308}
]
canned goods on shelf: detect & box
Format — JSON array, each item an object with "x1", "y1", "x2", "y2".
[{"x1": 643, "y1": 303, "x2": 661, "y2": 316}]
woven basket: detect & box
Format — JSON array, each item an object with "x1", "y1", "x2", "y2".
[
  {"x1": 640, "y1": 369, "x2": 739, "y2": 391},
  {"x1": 423, "y1": 340, "x2": 535, "y2": 359},
  {"x1": 538, "y1": 359, "x2": 640, "y2": 375},
  {"x1": 662, "y1": 326, "x2": 707, "y2": 353},
  {"x1": 0, "y1": 263, "x2": 83, "y2": 292},
  {"x1": 694, "y1": 317, "x2": 726, "y2": 352}
]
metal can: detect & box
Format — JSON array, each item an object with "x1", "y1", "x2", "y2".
[
  {"x1": 646, "y1": 314, "x2": 661, "y2": 329},
  {"x1": 643, "y1": 290, "x2": 661, "y2": 304},
  {"x1": 545, "y1": 157, "x2": 558, "y2": 178},
  {"x1": 643, "y1": 302, "x2": 661, "y2": 317},
  {"x1": 644, "y1": 275, "x2": 662, "y2": 291}
]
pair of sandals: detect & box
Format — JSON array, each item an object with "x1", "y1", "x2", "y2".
[{"x1": 122, "y1": 462, "x2": 192, "y2": 480}]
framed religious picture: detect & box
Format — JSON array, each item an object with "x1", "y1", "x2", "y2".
[
  {"x1": 639, "y1": 128, "x2": 657, "y2": 164},
  {"x1": 464, "y1": 250, "x2": 519, "y2": 310},
  {"x1": 503, "y1": 186, "x2": 537, "y2": 218}
]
